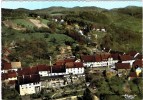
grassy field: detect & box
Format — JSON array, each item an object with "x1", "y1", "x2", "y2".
[
  {"x1": 40, "y1": 19, "x2": 50, "y2": 25},
  {"x1": 11, "y1": 18, "x2": 35, "y2": 29}
]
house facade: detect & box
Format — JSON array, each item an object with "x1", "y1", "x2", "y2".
[
  {"x1": 119, "y1": 55, "x2": 135, "y2": 66},
  {"x1": 16, "y1": 74, "x2": 41, "y2": 96},
  {"x1": 19, "y1": 82, "x2": 41, "y2": 96},
  {"x1": 65, "y1": 62, "x2": 84, "y2": 75},
  {"x1": 41, "y1": 75, "x2": 66, "y2": 88},
  {"x1": 115, "y1": 63, "x2": 131, "y2": 77},
  {"x1": 81, "y1": 53, "x2": 118, "y2": 68}
]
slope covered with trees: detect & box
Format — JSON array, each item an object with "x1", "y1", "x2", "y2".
[{"x1": 2, "y1": 6, "x2": 142, "y2": 66}]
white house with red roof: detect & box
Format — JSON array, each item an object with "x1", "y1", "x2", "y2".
[
  {"x1": 16, "y1": 74, "x2": 41, "y2": 96},
  {"x1": 65, "y1": 62, "x2": 84, "y2": 75},
  {"x1": 81, "y1": 53, "x2": 118, "y2": 68},
  {"x1": 36, "y1": 65, "x2": 51, "y2": 77},
  {"x1": 119, "y1": 54, "x2": 135, "y2": 66}
]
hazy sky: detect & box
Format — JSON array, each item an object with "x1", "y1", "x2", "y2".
[{"x1": 2, "y1": 1, "x2": 142, "y2": 10}]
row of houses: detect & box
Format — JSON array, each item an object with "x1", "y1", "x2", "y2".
[
  {"x1": 81, "y1": 51, "x2": 142, "y2": 68},
  {"x1": 1, "y1": 57, "x2": 85, "y2": 95},
  {"x1": 1, "y1": 48, "x2": 142, "y2": 96}
]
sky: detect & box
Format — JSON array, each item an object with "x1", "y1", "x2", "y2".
[{"x1": 1, "y1": 1, "x2": 142, "y2": 10}]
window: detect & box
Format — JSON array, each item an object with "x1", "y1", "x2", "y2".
[{"x1": 35, "y1": 86, "x2": 40, "y2": 93}]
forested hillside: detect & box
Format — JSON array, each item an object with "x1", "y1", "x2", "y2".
[{"x1": 2, "y1": 6, "x2": 142, "y2": 66}]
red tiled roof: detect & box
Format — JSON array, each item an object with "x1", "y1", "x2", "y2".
[
  {"x1": 17, "y1": 65, "x2": 51, "y2": 76},
  {"x1": 127, "y1": 51, "x2": 138, "y2": 57},
  {"x1": 81, "y1": 54, "x2": 111, "y2": 62},
  {"x1": 65, "y1": 62, "x2": 74, "y2": 68},
  {"x1": 2, "y1": 61, "x2": 12, "y2": 70},
  {"x1": 7, "y1": 70, "x2": 17, "y2": 78},
  {"x1": 74, "y1": 62, "x2": 83, "y2": 68},
  {"x1": 2, "y1": 73, "x2": 8, "y2": 80},
  {"x1": 135, "y1": 54, "x2": 142, "y2": 60},
  {"x1": 17, "y1": 67, "x2": 31, "y2": 76},
  {"x1": 81, "y1": 55, "x2": 95, "y2": 62},
  {"x1": 133, "y1": 59, "x2": 142, "y2": 67},
  {"x1": 55, "y1": 58, "x2": 75, "y2": 65},
  {"x1": 18, "y1": 74, "x2": 40, "y2": 85},
  {"x1": 30, "y1": 66, "x2": 38, "y2": 74},
  {"x1": 65, "y1": 62, "x2": 83, "y2": 68},
  {"x1": 100, "y1": 53, "x2": 111, "y2": 61},
  {"x1": 119, "y1": 55, "x2": 133, "y2": 61},
  {"x1": 111, "y1": 53, "x2": 119, "y2": 60},
  {"x1": 52, "y1": 65, "x2": 65, "y2": 73},
  {"x1": 36, "y1": 65, "x2": 51, "y2": 72},
  {"x1": 115, "y1": 63, "x2": 130, "y2": 69},
  {"x1": 55, "y1": 60, "x2": 65, "y2": 65},
  {"x1": 95, "y1": 55, "x2": 102, "y2": 62}
]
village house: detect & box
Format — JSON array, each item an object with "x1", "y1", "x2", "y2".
[
  {"x1": 41, "y1": 75, "x2": 66, "y2": 88},
  {"x1": 40, "y1": 65, "x2": 66, "y2": 88},
  {"x1": 133, "y1": 59, "x2": 142, "y2": 68},
  {"x1": 127, "y1": 51, "x2": 140, "y2": 58},
  {"x1": 65, "y1": 62, "x2": 84, "y2": 75},
  {"x1": 36, "y1": 65, "x2": 51, "y2": 77},
  {"x1": 81, "y1": 53, "x2": 118, "y2": 68},
  {"x1": 2, "y1": 70, "x2": 17, "y2": 89},
  {"x1": 7, "y1": 70, "x2": 17, "y2": 81},
  {"x1": 16, "y1": 74, "x2": 41, "y2": 96},
  {"x1": 48, "y1": 64, "x2": 66, "y2": 76},
  {"x1": 1, "y1": 60, "x2": 12, "y2": 73},
  {"x1": 119, "y1": 54, "x2": 135, "y2": 66},
  {"x1": 115, "y1": 63, "x2": 131, "y2": 77},
  {"x1": 2, "y1": 73, "x2": 9, "y2": 85},
  {"x1": 40, "y1": 58, "x2": 85, "y2": 88},
  {"x1": 11, "y1": 61, "x2": 22, "y2": 71},
  {"x1": 2, "y1": 59, "x2": 22, "y2": 73},
  {"x1": 134, "y1": 54, "x2": 142, "y2": 60}
]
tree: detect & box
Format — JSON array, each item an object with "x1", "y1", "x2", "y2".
[
  {"x1": 83, "y1": 88, "x2": 94, "y2": 100},
  {"x1": 132, "y1": 78, "x2": 142, "y2": 96},
  {"x1": 47, "y1": 22, "x2": 57, "y2": 32},
  {"x1": 108, "y1": 76, "x2": 125, "y2": 95}
]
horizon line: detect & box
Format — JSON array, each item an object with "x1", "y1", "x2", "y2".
[
  {"x1": 1, "y1": 5, "x2": 142, "y2": 10},
  {"x1": 2, "y1": 1, "x2": 142, "y2": 10}
]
